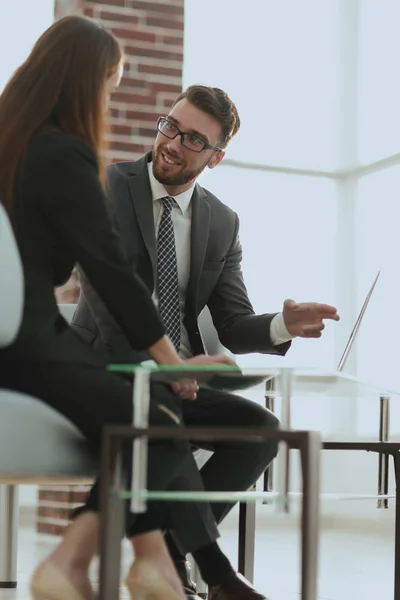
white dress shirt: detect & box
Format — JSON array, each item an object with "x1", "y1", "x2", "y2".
[{"x1": 147, "y1": 161, "x2": 293, "y2": 357}]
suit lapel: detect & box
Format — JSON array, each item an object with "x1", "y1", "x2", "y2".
[
  {"x1": 128, "y1": 153, "x2": 157, "y2": 281},
  {"x1": 187, "y1": 185, "x2": 210, "y2": 313}
]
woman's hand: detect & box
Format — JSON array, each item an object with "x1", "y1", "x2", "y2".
[
  {"x1": 171, "y1": 354, "x2": 237, "y2": 401},
  {"x1": 184, "y1": 354, "x2": 236, "y2": 367},
  {"x1": 147, "y1": 335, "x2": 236, "y2": 401}
]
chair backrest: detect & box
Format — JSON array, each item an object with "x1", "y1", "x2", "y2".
[
  {"x1": 58, "y1": 303, "x2": 77, "y2": 324},
  {"x1": 197, "y1": 306, "x2": 234, "y2": 358},
  {"x1": 0, "y1": 204, "x2": 24, "y2": 348}
]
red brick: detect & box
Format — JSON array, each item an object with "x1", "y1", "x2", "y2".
[
  {"x1": 138, "y1": 126, "x2": 157, "y2": 138},
  {"x1": 69, "y1": 489, "x2": 89, "y2": 503},
  {"x1": 112, "y1": 141, "x2": 148, "y2": 153},
  {"x1": 124, "y1": 46, "x2": 183, "y2": 61},
  {"x1": 162, "y1": 97, "x2": 175, "y2": 109},
  {"x1": 100, "y1": 10, "x2": 138, "y2": 24},
  {"x1": 38, "y1": 506, "x2": 71, "y2": 520},
  {"x1": 109, "y1": 157, "x2": 124, "y2": 164},
  {"x1": 160, "y1": 35, "x2": 184, "y2": 46},
  {"x1": 113, "y1": 28, "x2": 156, "y2": 43},
  {"x1": 126, "y1": 109, "x2": 160, "y2": 122},
  {"x1": 112, "y1": 91, "x2": 156, "y2": 105},
  {"x1": 38, "y1": 490, "x2": 70, "y2": 503},
  {"x1": 119, "y1": 76, "x2": 147, "y2": 89},
  {"x1": 111, "y1": 123, "x2": 133, "y2": 136},
  {"x1": 109, "y1": 154, "x2": 137, "y2": 163},
  {"x1": 91, "y1": 0, "x2": 127, "y2": 6},
  {"x1": 150, "y1": 82, "x2": 182, "y2": 94},
  {"x1": 130, "y1": 1, "x2": 183, "y2": 14},
  {"x1": 138, "y1": 63, "x2": 181, "y2": 77},
  {"x1": 146, "y1": 17, "x2": 183, "y2": 31},
  {"x1": 109, "y1": 106, "x2": 123, "y2": 119},
  {"x1": 109, "y1": 155, "x2": 134, "y2": 163},
  {"x1": 83, "y1": 5, "x2": 95, "y2": 17}
]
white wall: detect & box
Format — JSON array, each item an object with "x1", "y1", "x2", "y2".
[{"x1": 0, "y1": 0, "x2": 55, "y2": 93}]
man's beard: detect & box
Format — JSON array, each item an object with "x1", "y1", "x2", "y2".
[{"x1": 152, "y1": 146, "x2": 208, "y2": 187}]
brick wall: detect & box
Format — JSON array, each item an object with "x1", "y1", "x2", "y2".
[{"x1": 40, "y1": 0, "x2": 184, "y2": 535}]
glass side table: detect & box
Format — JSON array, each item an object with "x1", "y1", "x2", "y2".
[{"x1": 98, "y1": 365, "x2": 322, "y2": 600}]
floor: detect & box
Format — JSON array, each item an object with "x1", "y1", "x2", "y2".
[{"x1": 3, "y1": 500, "x2": 396, "y2": 599}]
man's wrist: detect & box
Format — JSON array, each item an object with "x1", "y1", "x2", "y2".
[{"x1": 270, "y1": 312, "x2": 295, "y2": 345}]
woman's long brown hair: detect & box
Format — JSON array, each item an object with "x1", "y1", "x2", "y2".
[{"x1": 0, "y1": 15, "x2": 122, "y2": 214}]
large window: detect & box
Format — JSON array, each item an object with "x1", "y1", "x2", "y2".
[
  {"x1": 357, "y1": 0, "x2": 400, "y2": 164},
  {"x1": 354, "y1": 167, "x2": 400, "y2": 435},
  {"x1": 353, "y1": 0, "x2": 400, "y2": 406},
  {"x1": 184, "y1": 0, "x2": 342, "y2": 373},
  {"x1": 184, "y1": 1, "x2": 341, "y2": 171},
  {"x1": 355, "y1": 166, "x2": 400, "y2": 396},
  {"x1": 184, "y1": 1, "x2": 400, "y2": 435},
  {"x1": 198, "y1": 166, "x2": 337, "y2": 369}
]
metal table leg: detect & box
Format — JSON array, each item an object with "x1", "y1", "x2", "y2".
[
  {"x1": 130, "y1": 368, "x2": 151, "y2": 514},
  {"x1": 99, "y1": 435, "x2": 125, "y2": 600},
  {"x1": 300, "y1": 431, "x2": 321, "y2": 600},
  {"x1": 0, "y1": 485, "x2": 18, "y2": 588},
  {"x1": 393, "y1": 451, "x2": 400, "y2": 600},
  {"x1": 378, "y1": 394, "x2": 390, "y2": 509},
  {"x1": 276, "y1": 369, "x2": 293, "y2": 513},
  {"x1": 264, "y1": 377, "x2": 276, "y2": 496},
  {"x1": 99, "y1": 367, "x2": 151, "y2": 600},
  {"x1": 238, "y1": 489, "x2": 256, "y2": 582}
]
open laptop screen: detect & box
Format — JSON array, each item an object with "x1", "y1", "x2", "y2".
[{"x1": 336, "y1": 270, "x2": 380, "y2": 372}]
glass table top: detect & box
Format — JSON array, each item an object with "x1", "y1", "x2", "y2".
[{"x1": 108, "y1": 363, "x2": 400, "y2": 399}]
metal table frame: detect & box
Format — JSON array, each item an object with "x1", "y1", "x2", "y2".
[
  {"x1": 241, "y1": 441, "x2": 400, "y2": 600},
  {"x1": 98, "y1": 425, "x2": 321, "y2": 600},
  {"x1": 235, "y1": 370, "x2": 400, "y2": 599},
  {"x1": 322, "y1": 441, "x2": 400, "y2": 600},
  {"x1": 262, "y1": 370, "x2": 395, "y2": 507},
  {"x1": 235, "y1": 368, "x2": 400, "y2": 599}
]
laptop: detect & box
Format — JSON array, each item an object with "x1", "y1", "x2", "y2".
[{"x1": 336, "y1": 269, "x2": 381, "y2": 372}]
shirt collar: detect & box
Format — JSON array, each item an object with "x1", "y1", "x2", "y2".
[{"x1": 147, "y1": 160, "x2": 194, "y2": 215}]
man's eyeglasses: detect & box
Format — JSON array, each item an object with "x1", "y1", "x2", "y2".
[{"x1": 156, "y1": 117, "x2": 223, "y2": 153}]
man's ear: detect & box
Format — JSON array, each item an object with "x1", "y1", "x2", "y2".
[{"x1": 208, "y1": 150, "x2": 225, "y2": 170}]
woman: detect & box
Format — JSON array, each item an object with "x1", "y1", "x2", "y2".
[{"x1": 0, "y1": 16, "x2": 238, "y2": 600}]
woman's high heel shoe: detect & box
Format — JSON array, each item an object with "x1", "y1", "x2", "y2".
[
  {"x1": 30, "y1": 561, "x2": 91, "y2": 600},
  {"x1": 125, "y1": 558, "x2": 184, "y2": 600}
]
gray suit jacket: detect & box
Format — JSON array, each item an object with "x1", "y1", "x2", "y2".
[{"x1": 71, "y1": 152, "x2": 291, "y2": 363}]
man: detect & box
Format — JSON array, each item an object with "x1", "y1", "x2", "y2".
[{"x1": 72, "y1": 85, "x2": 339, "y2": 599}]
